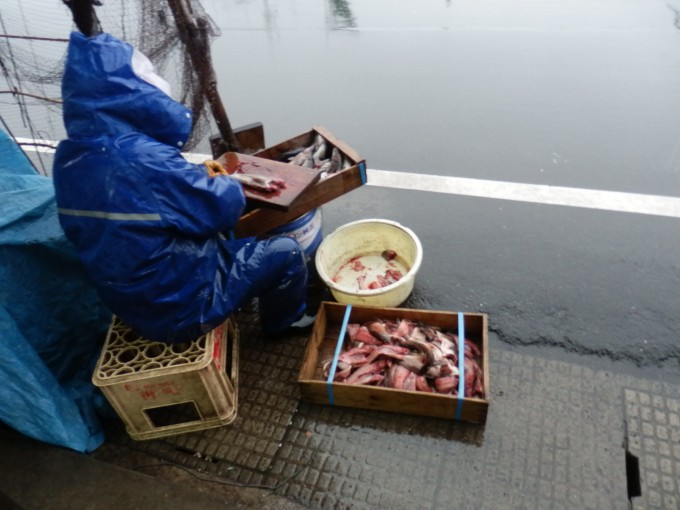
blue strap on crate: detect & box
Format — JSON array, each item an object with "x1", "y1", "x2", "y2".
[
  {"x1": 358, "y1": 162, "x2": 367, "y2": 184},
  {"x1": 455, "y1": 312, "x2": 465, "y2": 420},
  {"x1": 326, "y1": 304, "x2": 353, "y2": 405}
]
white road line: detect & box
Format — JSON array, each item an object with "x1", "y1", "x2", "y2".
[
  {"x1": 16, "y1": 139, "x2": 680, "y2": 218},
  {"x1": 367, "y1": 169, "x2": 680, "y2": 219}
]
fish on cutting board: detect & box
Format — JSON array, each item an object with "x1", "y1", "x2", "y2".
[
  {"x1": 230, "y1": 172, "x2": 286, "y2": 193},
  {"x1": 216, "y1": 151, "x2": 321, "y2": 211}
]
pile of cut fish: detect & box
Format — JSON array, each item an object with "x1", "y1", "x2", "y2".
[
  {"x1": 332, "y1": 250, "x2": 405, "y2": 291},
  {"x1": 281, "y1": 134, "x2": 352, "y2": 180},
  {"x1": 323, "y1": 318, "x2": 485, "y2": 398}
]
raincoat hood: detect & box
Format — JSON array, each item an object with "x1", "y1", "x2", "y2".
[{"x1": 62, "y1": 31, "x2": 191, "y2": 148}]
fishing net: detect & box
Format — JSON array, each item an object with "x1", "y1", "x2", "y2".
[{"x1": 0, "y1": 0, "x2": 221, "y2": 175}]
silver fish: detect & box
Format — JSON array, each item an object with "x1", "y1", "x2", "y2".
[
  {"x1": 313, "y1": 142, "x2": 327, "y2": 166},
  {"x1": 289, "y1": 146, "x2": 314, "y2": 166},
  {"x1": 329, "y1": 147, "x2": 342, "y2": 174}
]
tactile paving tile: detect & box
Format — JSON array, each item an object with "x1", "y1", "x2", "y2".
[
  {"x1": 107, "y1": 306, "x2": 308, "y2": 483},
  {"x1": 624, "y1": 389, "x2": 680, "y2": 510},
  {"x1": 272, "y1": 350, "x2": 630, "y2": 510},
  {"x1": 270, "y1": 402, "x2": 478, "y2": 510},
  {"x1": 104, "y1": 310, "x2": 676, "y2": 509}
]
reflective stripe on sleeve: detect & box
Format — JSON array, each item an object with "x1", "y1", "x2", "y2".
[{"x1": 57, "y1": 208, "x2": 161, "y2": 221}]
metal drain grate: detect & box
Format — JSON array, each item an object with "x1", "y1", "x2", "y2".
[{"x1": 624, "y1": 389, "x2": 679, "y2": 510}]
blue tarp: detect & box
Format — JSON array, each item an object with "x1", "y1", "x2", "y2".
[{"x1": 0, "y1": 128, "x2": 111, "y2": 452}]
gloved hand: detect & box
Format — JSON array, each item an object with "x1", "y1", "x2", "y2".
[{"x1": 204, "y1": 160, "x2": 228, "y2": 177}]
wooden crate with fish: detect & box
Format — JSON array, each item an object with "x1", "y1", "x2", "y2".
[
  {"x1": 298, "y1": 302, "x2": 490, "y2": 424},
  {"x1": 226, "y1": 125, "x2": 367, "y2": 238}
]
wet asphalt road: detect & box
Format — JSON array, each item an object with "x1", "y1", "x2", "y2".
[
  {"x1": 205, "y1": 0, "x2": 680, "y2": 194},
  {"x1": 203, "y1": 0, "x2": 680, "y2": 380}
]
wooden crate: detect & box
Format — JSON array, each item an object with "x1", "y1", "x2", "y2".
[
  {"x1": 92, "y1": 317, "x2": 239, "y2": 440},
  {"x1": 298, "y1": 302, "x2": 490, "y2": 424},
  {"x1": 232, "y1": 126, "x2": 367, "y2": 238}
]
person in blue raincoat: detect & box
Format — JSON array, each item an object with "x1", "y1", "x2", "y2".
[{"x1": 53, "y1": 31, "x2": 313, "y2": 343}]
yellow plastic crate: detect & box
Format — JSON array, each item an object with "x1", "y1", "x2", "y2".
[{"x1": 93, "y1": 316, "x2": 239, "y2": 440}]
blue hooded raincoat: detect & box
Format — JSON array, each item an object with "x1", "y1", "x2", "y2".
[{"x1": 53, "y1": 32, "x2": 308, "y2": 342}]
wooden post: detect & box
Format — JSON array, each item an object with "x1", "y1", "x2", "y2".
[
  {"x1": 62, "y1": 0, "x2": 102, "y2": 37},
  {"x1": 167, "y1": 0, "x2": 240, "y2": 152}
]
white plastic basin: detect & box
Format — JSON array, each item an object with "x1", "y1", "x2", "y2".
[{"x1": 315, "y1": 219, "x2": 423, "y2": 308}]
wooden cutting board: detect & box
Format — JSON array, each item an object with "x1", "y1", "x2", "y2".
[{"x1": 217, "y1": 152, "x2": 321, "y2": 211}]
